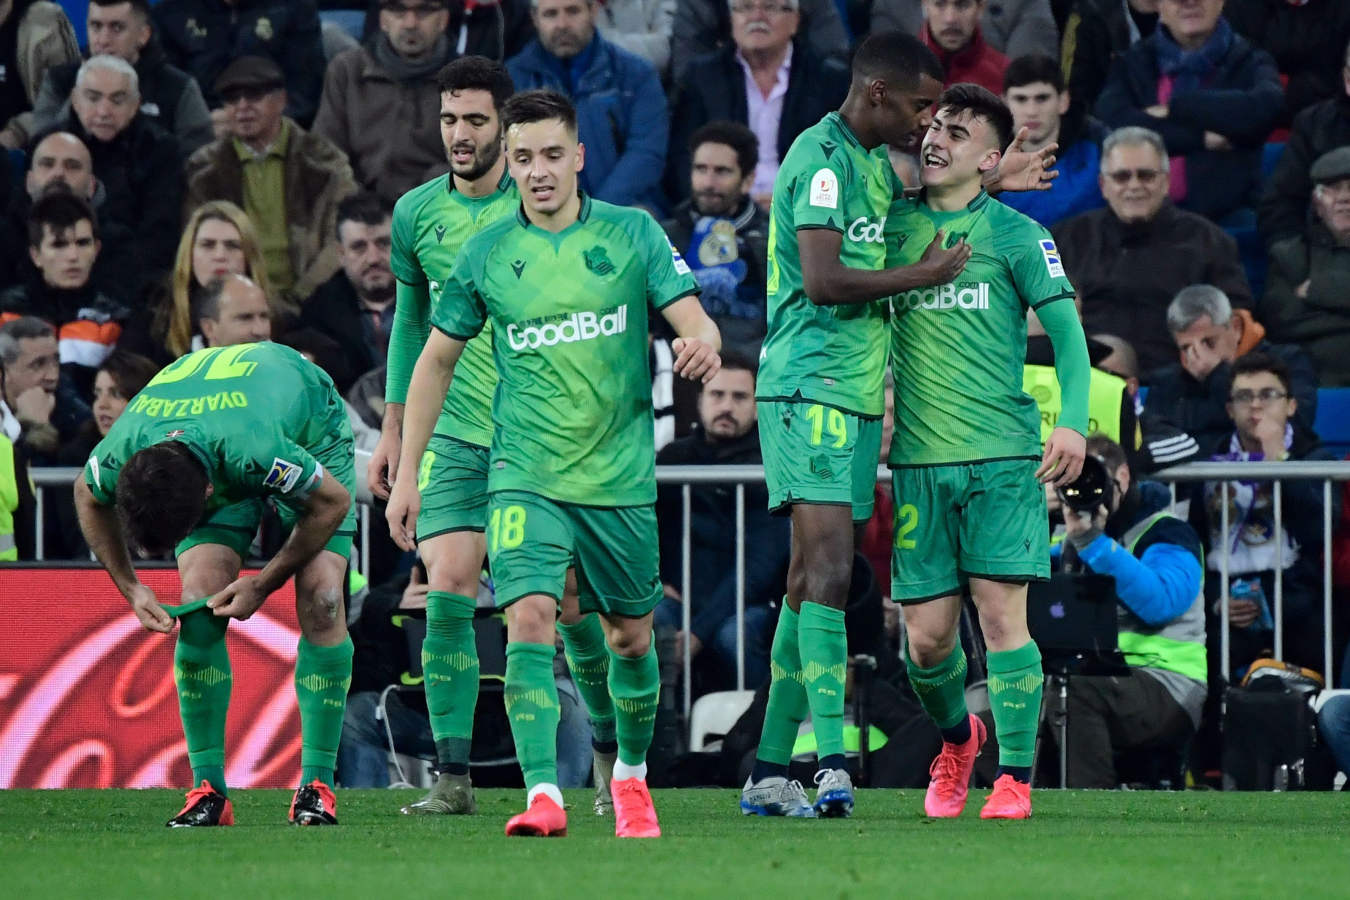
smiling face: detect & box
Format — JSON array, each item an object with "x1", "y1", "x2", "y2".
[
  {"x1": 1099, "y1": 141, "x2": 1169, "y2": 224},
  {"x1": 441, "y1": 88, "x2": 503, "y2": 183},
  {"x1": 507, "y1": 117, "x2": 584, "y2": 217},
  {"x1": 30, "y1": 220, "x2": 99, "y2": 290},
  {"x1": 919, "y1": 105, "x2": 1001, "y2": 189}
]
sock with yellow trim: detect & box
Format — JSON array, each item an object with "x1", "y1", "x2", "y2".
[
  {"x1": 295, "y1": 635, "x2": 354, "y2": 787},
  {"x1": 987, "y1": 640, "x2": 1043, "y2": 781},
  {"x1": 797, "y1": 601, "x2": 847, "y2": 769},
  {"x1": 423, "y1": 591, "x2": 479, "y2": 775},
  {"x1": 175, "y1": 608, "x2": 232, "y2": 796},
  {"x1": 504, "y1": 641, "x2": 560, "y2": 790}
]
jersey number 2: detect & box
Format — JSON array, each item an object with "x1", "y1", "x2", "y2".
[
  {"x1": 894, "y1": 503, "x2": 919, "y2": 550},
  {"x1": 489, "y1": 505, "x2": 526, "y2": 553},
  {"x1": 148, "y1": 345, "x2": 259, "y2": 386}
]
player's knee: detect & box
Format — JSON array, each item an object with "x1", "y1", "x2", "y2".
[
  {"x1": 425, "y1": 557, "x2": 480, "y2": 598},
  {"x1": 800, "y1": 557, "x2": 852, "y2": 606},
  {"x1": 905, "y1": 621, "x2": 956, "y2": 666},
  {"x1": 507, "y1": 596, "x2": 556, "y2": 643},
  {"x1": 298, "y1": 585, "x2": 346, "y2": 637},
  {"x1": 606, "y1": 622, "x2": 650, "y2": 658}
]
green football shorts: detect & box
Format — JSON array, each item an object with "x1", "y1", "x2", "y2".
[
  {"x1": 416, "y1": 434, "x2": 489, "y2": 540},
  {"x1": 889, "y1": 458, "x2": 1050, "y2": 603},
  {"x1": 486, "y1": 490, "x2": 662, "y2": 618},
  {"x1": 758, "y1": 398, "x2": 882, "y2": 522}
]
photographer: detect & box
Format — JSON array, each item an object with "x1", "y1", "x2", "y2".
[{"x1": 1053, "y1": 435, "x2": 1207, "y2": 788}]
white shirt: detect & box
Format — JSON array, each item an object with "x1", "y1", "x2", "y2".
[{"x1": 737, "y1": 43, "x2": 793, "y2": 199}]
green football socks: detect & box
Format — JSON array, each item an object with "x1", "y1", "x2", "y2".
[
  {"x1": 558, "y1": 615, "x2": 617, "y2": 745},
  {"x1": 906, "y1": 643, "x2": 971, "y2": 734},
  {"x1": 423, "y1": 591, "x2": 479, "y2": 774},
  {"x1": 987, "y1": 640, "x2": 1044, "y2": 772},
  {"x1": 503, "y1": 642, "x2": 560, "y2": 790},
  {"x1": 295, "y1": 636, "x2": 353, "y2": 787},
  {"x1": 607, "y1": 643, "x2": 659, "y2": 768},
  {"x1": 174, "y1": 608, "x2": 232, "y2": 796},
  {"x1": 797, "y1": 601, "x2": 847, "y2": 766},
  {"x1": 753, "y1": 603, "x2": 808, "y2": 776}
]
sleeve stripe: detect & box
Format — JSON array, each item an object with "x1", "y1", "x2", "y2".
[
  {"x1": 433, "y1": 323, "x2": 478, "y2": 342},
  {"x1": 796, "y1": 224, "x2": 845, "y2": 234},
  {"x1": 654, "y1": 289, "x2": 700, "y2": 311},
  {"x1": 1030, "y1": 292, "x2": 1076, "y2": 311},
  {"x1": 395, "y1": 274, "x2": 428, "y2": 287}
]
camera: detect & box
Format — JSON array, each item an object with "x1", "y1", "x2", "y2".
[{"x1": 1056, "y1": 455, "x2": 1114, "y2": 514}]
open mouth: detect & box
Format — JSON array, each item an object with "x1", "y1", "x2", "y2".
[
  {"x1": 922, "y1": 149, "x2": 949, "y2": 170},
  {"x1": 530, "y1": 184, "x2": 555, "y2": 202},
  {"x1": 451, "y1": 146, "x2": 475, "y2": 165}
]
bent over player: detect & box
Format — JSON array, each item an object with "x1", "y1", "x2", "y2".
[
  {"x1": 74, "y1": 340, "x2": 357, "y2": 827},
  {"x1": 387, "y1": 90, "x2": 720, "y2": 838}
]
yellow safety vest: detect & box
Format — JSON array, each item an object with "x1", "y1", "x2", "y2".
[
  {"x1": 1023, "y1": 365, "x2": 1139, "y2": 449},
  {"x1": 0, "y1": 436, "x2": 19, "y2": 561}
]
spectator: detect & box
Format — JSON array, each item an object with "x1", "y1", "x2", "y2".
[
  {"x1": 1093, "y1": 0, "x2": 1283, "y2": 223},
  {"x1": 1053, "y1": 126, "x2": 1253, "y2": 376},
  {"x1": 655, "y1": 353, "x2": 787, "y2": 690},
  {"x1": 1060, "y1": 0, "x2": 1158, "y2": 125},
  {"x1": 31, "y1": 1, "x2": 213, "y2": 155},
  {"x1": 185, "y1": 55, "x2": 357, "y2": 318},
  {"x1": 670, "y1": 0, "x2": 846, "y2": 81},
  {"x1": 597, "y1": 0, "x2": 675, "y2": 76},
  {"x1": 1259, "y1": 36, "x2": 1350, "y2": 248},
  {"x1": 507, "y1": 0, "x2": 668, "y2": 209},
  {"x1": 64, "y1": 54, "x2": 183, "y2": 300},
  {"x1": 659, "y1": 121, "x2": 768, "y2": 357},
  {"x1": 1320, "y1": 695, "x2": 1350, "y2": 770},
  {"x1": 918, "y1": 0, "x2": 1009, "y2": 93},
  {"x1": 0, "y1": 315, "x2": 62, "y2": 464},
  {"x1": 1052, "y1": 434, "x2": 1207, "y2": 789},
  {"x1": 665, "y1": 0, "x2": 846, "y2": 209},
  {"x1": 0, "y1": 190, "x2": 129, "y2": 397},
  {"x1": 1226, "y1": 0, "x2": 1350, "y2": 129},
  {"x1": 0, "y1": 0, "x2": 78, "y2": 149},
  {"x1": 1263, "y1": 147, "x2": 1350, "y2": 388},
  {"x1": 1147, "y1": 284, "x2": 1317, "y2": 469},
  {"x1": 300, "y1": 192, "x2": 394, "y2": 392},
  {"x1": 196, "y1": 273, "x2": 272, "y2": 348},
  {"x1": 999, "y1": 53, "x2": 1106, "y2": 227},
  {"x1": 357, "y1": 0, "x2": 537, "y2": 62},
  {"x1": 1191, "y1": 351, "x2": 1339, "y2": 676},
  {"x1": 153, "y1": 0, "x2": 325, "y2": 128},
  {"x1": 0, "y1": 129, "x2": 99, "y2": 289},
  {"x1": 870, "y1": 0, "x2": 1057, "y2": 61},
  {"x1": 313, "y1": 1, "x2": 456, "y2": 206}
]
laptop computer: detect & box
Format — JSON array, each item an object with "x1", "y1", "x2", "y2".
[{"x1": 1026, "y1": 573, "x2": 1130, "y2": 676}]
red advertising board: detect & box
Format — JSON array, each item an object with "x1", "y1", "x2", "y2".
[{"x1": 0, "y1": 567, "x2": 302, "y2": 789}]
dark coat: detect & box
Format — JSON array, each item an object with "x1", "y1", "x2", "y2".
[
  {"x1": 300, "y1": 270, "x2": 381, "y2": 393},
  {"x1": 1262, "y1": 216, "x2": 1350, "y2": 387},
  {"x1": 665, "y1": 39, "x2": 847, "y2": 205},
  {"x1": 1225, "y1": 0, "x2": 1350, "y2": 127},
  {"x1": 1094, "y1": 24, "x2": 1283, "y2": 221},
  {"x1": 1258, "y1": 94, "x2": 1350, "y2": 246},
  {"x1": 1052, "y1": 202, "x2": 1254, "y2": 375},
  {"x1": 358, "y1": 0, "x2": 535, "y2": 63},
  {"x1": 1062, "y1": 0, "x2": 1159, "y2": 121}
]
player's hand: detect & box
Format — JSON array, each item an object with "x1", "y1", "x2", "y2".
[
  {"x1": 207, "y1": 576, "x2": 269, "y2": 620},
  {"x1": 386, "y1": 477, "x2": 421, "y2": 552},
  {"x1": 917, "y1": 230, "x2": 971, "y2": 285},
  {"x1": 368, "y1": 428, "x2": 400, "y2": 501},
  {"x1": 1062, "y1": 502, "x2": 1108, "y2": 538},
  {"x1": 1037, "y1": 426, "x2": 1086, "y2": 487},
  {"x1": 127, "y1": 582, "x2": 174, "y2": 633},
  {"x1": 672, "y1": 337, "x2": 721, "y2": 384},
  {"x1": 991, "y1": 126, "x2": 1059, "y2": 193}
]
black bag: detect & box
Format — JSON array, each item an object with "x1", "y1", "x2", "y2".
[{"x1": 1221, "y1": 683, "x2": 1336, "y2": 790}]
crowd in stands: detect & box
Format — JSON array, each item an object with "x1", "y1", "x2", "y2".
[{"x1": 4, "y1": 0, "x2": 1350, "y2": 780}]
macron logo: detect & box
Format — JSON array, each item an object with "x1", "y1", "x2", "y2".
[
  {"x1": 894, "y1": 282, "x2": 991, "y2": 311},
  {"x1": 506, "y1": 306, "x2": 629, "y2": 350}
]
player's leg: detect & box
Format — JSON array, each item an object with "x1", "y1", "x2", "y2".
[
  {"x1": 165, "y1": 540, "x2": 243, "y2": 827},
  {"x1": 558, "y1": 575, "x2": 617, "y2": 816}
]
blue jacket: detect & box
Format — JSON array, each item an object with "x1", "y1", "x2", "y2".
[
  {"x1": 507, "y1": 35, "x2": 668, "y2": 211},
  {"x1": 999, "y1": 124, "x2": 1106, "y2": 228}
]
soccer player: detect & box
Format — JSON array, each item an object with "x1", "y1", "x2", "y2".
[
  {"x1": 72, "y1": 341, "x2": 357, "y2": 827},
  {"x1": 386, "y1": 89, "x2": 720, "y2": 838},
  {"x1": 886, "y1": 84, "x2": 1089, "y2": 820},
  {"x1": 369, "y1": 57, "x2": 621, "y2": 816}
]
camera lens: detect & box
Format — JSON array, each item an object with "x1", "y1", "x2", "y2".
[{"x1": 1057, "y1": 455, "x2": 1110, "y2": 513}]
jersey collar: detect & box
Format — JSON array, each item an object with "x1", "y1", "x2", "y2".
[
  {"x1": 514, "y1": 190, "x2": 593, "y2": 229},
  {"x1": 917, "y1": 187, "x2": 991, "y2": 219},
  {"x1": 445, "y1": 165, "x2": 514, "y2": 197},
  {"x1": 826, "y1": 111, "x2": 864, "y2": 152}
]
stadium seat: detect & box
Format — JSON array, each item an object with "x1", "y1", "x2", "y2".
[
  {"x1": 319, "y1": 9, "x2": 365, "y2": 42},
  {"x1": 1314, "y1": 388, "x2": 1350, "y2": 456},
  {"x1": 1262, "y1": 143, "x2": 1285, "y2": 181},
  {"x1": 688, "y1": 690, "x2": 756, "y2": 752},
  {"x1": 1219, "y1": 206, "x2": 1268, "y2": 302}
]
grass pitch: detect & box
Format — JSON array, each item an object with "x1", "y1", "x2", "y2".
[{"x1": 1, "y1": 788, "x2": 1346, "y2": 899}]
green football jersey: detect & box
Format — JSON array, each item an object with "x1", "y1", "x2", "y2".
[
  {"x1": 388, "y1": 170, "x2": 519, "y2": 448},
  {"x1": 885, "y1": 191, "x2": 1077, "y2": 466},
  {"x1": 756, "y1": 111, "x2": 902, "y2": 418},
  {"x1": 432, "y1": 196, "x2": 699, "y2": 507},
  {"x1": 83, "y1": 342, "x2": 349, "y2": 508}
]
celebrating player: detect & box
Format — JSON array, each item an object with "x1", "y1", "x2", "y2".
[
  {"x1": 885, "y1": 84, "x2": 1089, "y2": 820},
  {"x1": 387, "y1": 89, "x2": 719, "y2": 838},
  {"x1": 73, "y1": 341, "x2": 357, "y2": 827},
  {"x1": 370, "y1": 58, "x2": 621, "y2": 816}
]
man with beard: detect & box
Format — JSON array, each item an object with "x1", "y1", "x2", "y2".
[
  {"x1": 368, "y1": 57, "x2": 620, "y2": 819},
  {"x1": 301, "y1": 192, "x2": 396, "y2": 391}
]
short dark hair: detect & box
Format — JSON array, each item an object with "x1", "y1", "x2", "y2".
[
  {"x1": 851, "y1": 30, "x2": 943, "y2": 93},
  {"x1": 688, "y1": 121, "x2": 759, "y2": 181},
  {"x1": 1085, "y1": 433, "x2": 1128, "y2": 477},
  {"x1": 116, "y1": 442, "x2": 209, "y2": 555},
  {"x1": 194, "y1": 276, "x2": 230, "y2": 324},
  {"x1": 1230, "y1": 351, "x2": 1292, "y2": 397},
  {"x1": 91, "y1": 0, "x2": 153, "y2": 20},
  {"x1": 501, "y1": 89, "x2": 578, "y2": 138},
  {"x1": 1003, "y1": 54, "x2": 1064, "y2": 94},
  {"x1": 335, "y1": 191, "x2": 391, "y2": 241},
  {"x1": 98, "y1": 350, "x2": 159, "y2": 402},
  {"x1": 716, "y1": 348, "x2": 759, "y2": 381},
  {"x1": 937, "y1": 83, "x2": 1015, "y2": 152},
  {"x1": 27, "y1": 187, "x2": 99, "y2": 247},
  {"x1": 435, "y1": 55, "x2": 515, "y2": 111},
  {"x1": 279, "y1": 327, "x2": 353, "y2": 389}
]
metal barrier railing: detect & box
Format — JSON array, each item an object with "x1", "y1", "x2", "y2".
[{"x1": 28, "y1": 460, "x2": 1350, "y2": 731}]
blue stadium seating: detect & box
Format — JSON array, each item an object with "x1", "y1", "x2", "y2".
[
  {"x1": 1314, "y1": 388, "x2": 1350, "y2": 457},
  {"x1": 57, "y1": 1, "x2": 87, "y2": 50},
  {"x1": 319, "y1": 10, "x2": 365, "y2": 43},
  {"x1": 1262, "y1": 142, "x2": 1285, "y2": 180}
]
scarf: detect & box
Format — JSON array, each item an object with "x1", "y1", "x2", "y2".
[
  {"x1": 1202, "y1": 423, "x2": 1298, "y2": 573},
  {"x1": 371, "y1": 32, "x2": 452, "y2": 82},
  {"x1": 1155, "y1": 16, "x2": 1233, "y2": 94}
]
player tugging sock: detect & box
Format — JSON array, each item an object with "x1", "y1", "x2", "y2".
[
  {"x1": 608, "y1": 642, "x2": 659, "y2": 772},
  {"x1": 797, "y1": 601, "x2": 847, "y2": 770},
  {"x1": 175, "y1": 608, "x2": 232, "y2": 796},
  {"x1": 751, "y1": 603, "x2": 808, "y2": 782},
  {"x1": 504, "y1": 642, "x2": 561, "y2": 791},
  {"x1": 295, "y1": 636, "x2": 354, "y2": 787},
  {"x1": 987, "y1": 640, "x2": 1043, "y2": 782},
  {"x1": 423, "y1": 591, "x2": 479, "y2": 775},
  {"x1": 906, "y1": 643, "x2": 971, "y2": 744},
  {"x1": 558, "y1": 615, "x2": 617, "y2": 748}
]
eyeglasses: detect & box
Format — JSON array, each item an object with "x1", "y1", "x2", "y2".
[
  {"x1": 220, "y1": 85, "x2": 278, "y2": 104},
  {"x1": 1229, "y1": 388, "x2": 1289, "y2": 406},
  {"x1": 729, "y1": 2, "x2": 796, "y2": 16},
  {"x1": 1103, "y1": 168, "x2": 1164, "y2": 186}
]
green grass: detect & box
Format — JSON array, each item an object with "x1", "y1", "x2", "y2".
[{"x1": 1, "y1": 789, "x2": 1347, "y2": 899}]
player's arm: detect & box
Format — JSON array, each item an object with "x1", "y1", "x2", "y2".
[
  {"x1": 386, "y1": 329, "x2": 467, "y2": 551},
  {"x1": 660, "y1": 294, "x2": 722, "y2": 383},
  {"x1": 1035, "y1": 296, "x2": 1091, "y2": 486},
  {"x1": 73, "y1": 477, "x2": 173, "y2": 633},
  {"x1": 369, "y1": 276, "x2": 432, "y2": 499},
  {"x1": 799, "y1": 228, "x2": 972, "y2": 306}
]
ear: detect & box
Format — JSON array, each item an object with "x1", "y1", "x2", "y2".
[
  {"x1": 575, "y1": 140, "x2": 586, "y2": 173},
  {"x1": 1057, "y1": 90, "x2": 1071, "y2": 117},
  {"x1": 739, "y1": 170, "x2": 755, "y2": 196},
  {"x1": 93, "y1": 238, "x2": 102, "y2": 258},
  {"x1": 204, "y1": 482, "x2": 214, "y2": 500},
  {"x1": 978, "y1": 148, "x2": 1002, "y2": 174},
  {"x1": 28, "y1": 244, "x2": 41, "y2": 268},
  {"x1": 1287, "y1": 395, "x2": 1298, "y2": 418}
]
